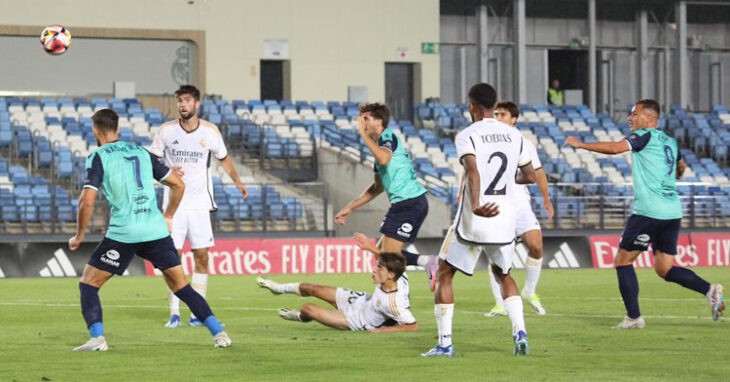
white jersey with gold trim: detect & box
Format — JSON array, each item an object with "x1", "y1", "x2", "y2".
[
  {"x1": 453, "y1": 118, "x2": 531, "y2": 244},
  {"x1": 148, "y1": 119, "x2": 228, "y2": 211}
]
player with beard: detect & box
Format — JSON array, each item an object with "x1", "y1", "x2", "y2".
[{"x1": 149, "y1": 85, "x2": 249, "y2": 328}]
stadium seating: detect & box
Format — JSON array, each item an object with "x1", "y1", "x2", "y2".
[{"x1": 2, "y1": 94, "x2": 728, "y2": 231}]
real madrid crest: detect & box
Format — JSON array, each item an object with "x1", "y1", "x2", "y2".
[{"x1": 200, "y1": 138, "x2": 206, "y2": 147}]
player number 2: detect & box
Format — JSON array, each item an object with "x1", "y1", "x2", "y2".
[
  {"x1": 484, "y1": 151, "x2": 507, "y2": 196},
  {"x1": 124, "y1": 156, "x2": 144, "y2": 189},
  {"x1": 663, "y1": 145, "x2": 674, "y2": 176}
]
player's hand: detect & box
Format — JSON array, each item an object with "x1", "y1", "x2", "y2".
[
  {"x1": 335, "y1": 208, "x2": 351, "y2": 225},
  {"x1": 236, "y1": 182, "x2": 249, "y2": 199},
  {"x1": 356, "y1": 115, "x2": 367, "y2": 136},
  {"x1": 472, "y1": 202, "x2": 499, "y2": 218},
  {"x1": 543, "y1": 200, "x2": 555, "y2": 220},
  {"x1": 172, "y1": 165, "x2": 184, "y2": 177},
  {"x1": 68, "y1": 235, "x2": 84, "y2": 251},
  {"x1": 563, "y1": 136, "x2": 580, "y2": 148},
  {"x1": 353, "y1": 232, "x2": 377, "y2": 253},
  {"x1": 164, "y1": 216, "x2": 173, "y2": 232}
]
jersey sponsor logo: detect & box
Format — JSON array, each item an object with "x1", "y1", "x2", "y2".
[
  {"x1": 39, "y1": 249, "x2": 78, "y2": 277},
  {"x1": 169, "y1": 148, "x2": 205, "y2": 164},
  {"x1": 133, "y1": 194, "x2": 150, "y2": 204},
  {"x1": 101, "y1": 250, "x2": 121, "y2": 268},
  {"x1": 479, "y1": 133, "x2": 513, "y2": 144}
]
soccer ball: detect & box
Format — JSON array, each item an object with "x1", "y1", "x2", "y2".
[{"x1": 40, "y1": 25, "x2": 72, "y2": 55}]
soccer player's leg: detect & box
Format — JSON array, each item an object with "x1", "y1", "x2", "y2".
[
  {"x1": 140, "y1": 236, "x2": 231, "y2": 347},
  {"x1": 188, "y1": 210, "x2": 215, "y2": 326},
  {"x1": 485, "y1": 261, "x2": 506, "y2": 317},
  {"x1": 423, "y1": 229, "x2": 468, "y2": 358},
  {"x1": 165, "y1": 211, "x2": 188, "y2": 328},
  {"x1": 257, "y1": 276, "x2": 303, "y2": 296},
  {"x1": 520, "y1": 229, "x2": 546, "y2": 315},
  {"x1": 651, "y1": 218, "x2": 724, "y2": 320},
  {"x1": 613, "y1": 215, "x2": 648, "y2": 329},
  {"x1": 291, "y1": 303, "x2": 349, "y2": 330},
  {"x1": 488, "y1": 243, "x2": 529, "y2": 355},
  {"x1": 73, "y1": 238, "x2": 135, "y2": 351}
]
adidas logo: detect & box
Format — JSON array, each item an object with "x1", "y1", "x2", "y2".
[
  {"x1": 172, "y1": 140, "x2": 179, "y2": 145},
  {"x1": 512, "y1": 242, "x2": 580, "y2": 269},
  {"x1": 40, "y1": 249, "x2": 77, "y2": 277},
  {"x1": 547, "y1": 243, "x2": 580, "y2": 268}
]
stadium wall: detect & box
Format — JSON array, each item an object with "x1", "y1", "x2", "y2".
[
  {"x1": 2, "y1": 233, "x2": 728, "y2": 278},
  {"x1": 0, "y1": 0, "x2": 440, "y2": 102},
  {"x1": 440, "y1": 14, "x2": 730, "y2": 111}
]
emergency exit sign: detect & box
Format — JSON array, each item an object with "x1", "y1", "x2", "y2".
[{"x1": 421, "y1": 42, "x2": 439, "y2": 54}]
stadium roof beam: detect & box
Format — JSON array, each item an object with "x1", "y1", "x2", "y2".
[
  {"x1": 676, "y1": 1, "x2": 689, "y2": 109},
  {"x1": 637, "y1": 5, "x2": 649, "y2": 100},
  {"x1": 588, "y1": 0, "x2": 597, "y2": 111},
  {"x1": 478, "y1": 5, "x2": 489, "y2": 83},
  {"x1": 513, "y1": 0, "x2": 527, "y2": 104}
]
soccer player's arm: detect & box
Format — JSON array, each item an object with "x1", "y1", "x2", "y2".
[
  {"x1": 149, "y1": 152, "x2": 184, "y2": 220},
  {"x1": 456, "y1": 132, "x2": 481, "y2": 211},
  {"x1": 214, "y1": 127, "x2": 248, "y2": 199},
  {"x1": 360, "y1": 126, "x2": 394, "y2": 166},
  {"x1": 370, "y1": 303, "x2": 418, "y2": 333},
  {"x1": 564, "y1": 134, "x2": 633, "y2": 155},
  {"x1": 676, "y1": 150, "x2": 686, "y2": 179},
  {"x1": 516, "y1": 138, "x2": 537, "y2": 185},
  {"x1": 147, "y1": 125, "x2": 166, "y2": 158},
  {"x1": 70, "y1": 154, "x2": 102, "y2": 250},
  {"x1": 335, "y1": 174, "x2": 385, "y2": 225}
]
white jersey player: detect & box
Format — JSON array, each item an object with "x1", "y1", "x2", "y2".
[
  {"x1": 485, "y1": 101, "x2": 554, "y2": 318},
  {"x1": 422, "y1": 83, "x2": 536, "y2": 359},
  {"x1": 256, "y1": 252, "x2": 418, "y2": 333},
  {"x1": 148, "y1": 85, "x2": 249, "y2": 328}
]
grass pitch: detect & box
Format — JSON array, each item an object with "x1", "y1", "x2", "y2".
[{"x1": 1, "y1": 268, "x2": 727, "y2": 381}]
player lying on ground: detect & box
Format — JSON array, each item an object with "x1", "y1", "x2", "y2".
[
  {"x1": 486, "y1": 101, "x2": 554, "y2": 317},
  {"x1": 565, "y1": 99, "x2": 724, "y2": 328},
  {"x1": 423, "y1": 83, "x2": 536, "y2": 358},
  {"x1": 68, "y1": 109, "x2": 231, "y2": 351},
  {"x1": 149, "y1": 85, "x2": 249, "y2": 328},
  {"x1": 257, "y1": 252, "x2": 418, "y2": 332},
  {"x1": 334, "y1": 103, "x2": 438, "y2": 289}
]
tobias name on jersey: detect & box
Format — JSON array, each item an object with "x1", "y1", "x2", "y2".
[
  {"x1": 169, "y1": 148, "x2": 205, "y2": 163},
  {"x1": 479, "y1": 134, "x2": 513, "y2": 144}
]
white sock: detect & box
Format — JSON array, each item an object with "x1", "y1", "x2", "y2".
[
  {"x1": 488, "y1": 270, "x2": 504, "y2": 306},
  {"x1": 281, "y1": 283, "x2": 302, "y2": 296},
  {"x1": 416, "y1": 256, "x2": 430, "y2": 267},
  {"x1": 190, "y1": 272, "x2": 208, "y2": 319},
  {"x1": 504, "y1": 296, "x2": 526, "y2": 336},
  {"x1": 168, "y1": 288, "x2": 180, "y2": 317},
  {"x1": 434, "y1": 303, "x2": 454, "y2": 347},
  {"x1": 523, "y1": 257, "x2": 543, "y2": 296}
]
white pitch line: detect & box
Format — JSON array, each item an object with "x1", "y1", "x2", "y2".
[
  {"x1": 412, "y1": 295, "x2": 707, "y2": 303},
  {"x1": 0, "y1": 301, "x2": 724, "y2": 322}
]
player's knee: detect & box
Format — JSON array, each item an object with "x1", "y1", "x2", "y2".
[
  {"x1": 528, "y1": 244, "x2": 543, "y2": 259},
  {"x1": 193, "y1": 251, "x2": 209, "y2": 273},
  {"x1": 300, "y1": 303, "x2": 317, "y2": 318},
  {"x1": 654, "y1": 262, "x2": 672, "y2": 278},
  {"x1": 298, "y1": 283, "x2": 314, "y2": 296}
]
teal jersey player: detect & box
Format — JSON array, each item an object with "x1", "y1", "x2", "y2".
[
  {"x1": 374, "y1": 128, "x2": 427, "y2": 204},
  {"x1": 565, "y1": 99, "x2": 725, "y2": 327},
  {"x1": 625, "y1": 128, "x2": 682, "y2": 220},
  {"x1": 84, "y1": 141, "x2": 172, "y2": 243}
]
